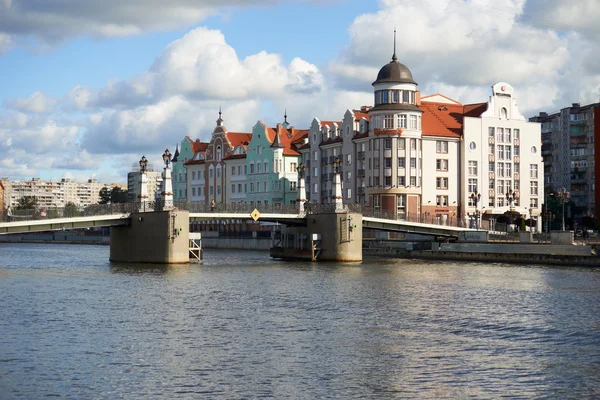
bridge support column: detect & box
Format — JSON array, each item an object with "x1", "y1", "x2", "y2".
[
  {"x1": 110, "y1": 210, "x2": 190, "y2": 263},
  {"x1": 310, "y1": 212, "x2": 362, "y2": 261}
]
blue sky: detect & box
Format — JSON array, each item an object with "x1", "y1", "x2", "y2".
[{"x1": 0, "y1": 0, "x2": 598, "y2": 184}]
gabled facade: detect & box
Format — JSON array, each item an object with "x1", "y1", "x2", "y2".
[
  {"x1": 172, "y1": 137, "x2": 196, "y2": 201},
  {"x1": 246, "y1": 118, "x2": 306, "y2": 206}
]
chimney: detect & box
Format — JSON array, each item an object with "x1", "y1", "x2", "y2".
[{"x1": 416, "y1": 90, "x2": 421, "y2": 105}]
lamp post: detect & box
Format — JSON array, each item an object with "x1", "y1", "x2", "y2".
[
  {"x1": 470, "y1": 191, "x2": 481, "y2": 229},
  {"x1": 331, "y1": 157, "x2": 344, "y2": 211},
  {"x1": 296, "y1": 163, "x2": 307, "y2": 214},
  {"x1": 161, "y1": 149, "x2": 173, "y2": 210},
  {"x1": 138, "y1": 156, "x2": 149, "y2": 212},
  {"x1": 505, "y1": 190, "x2": 516, "y2": 232},
  {"x1": 529, "y1": 207, "x2": 534, "y2": 233},
  {"x1": 556, "y1": 187, "x2": 570, "y2": 231}
]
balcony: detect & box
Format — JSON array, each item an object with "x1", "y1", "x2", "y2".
[
  {"x1": 321, "y1": 158, "x2": 328, "y2": 166},
  {"x1": 358, "y1": 151, "x2": 365, "y2": 159},
  {"x1": 305, "y1": 160, "x2": 311, "y2": 168},
  {"x1": 321, "y1": 190, "x2": 328, "y2": 198},
  {"x1": 358, "y1": 187, "x2": 365, "y2": 195},
  {"x1": 358, "y1": 169, "x2": 366, "y2": 178},
  {"x1": 328, "y1": 173, "x2": 335, "y2": 181},
  {"x1": 329, "y1": 155, "x2": 336, "y2": 163}
]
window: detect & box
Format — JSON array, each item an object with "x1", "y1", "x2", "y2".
[
  {"x1": 398, "y1": 114, "x2": 407, "y2": 128},
  {"x1": 489, "y1": 127, "x2": 495, "y2": 137},
  {"x1": 468, "y1": 160, "x2": 477, "y2": 176},
  {"x1": 374, "y1": 195, "x2": 380, "y2": 210},
  {"x1": 384, "y1": 115, "x2": 393, "y2": 129},
  {"x1": 515, "y1": 163, "x2": 520, "y2": 173},
  {"x1": 290, "y1": 162, "x2": 297, "y2": 172},
  {"x1": 410, "y1": 176, "x2": 417, "y2": 186},
  {"x1": 250, "y1": 163, "x2": 254, "y2": 174},
  {"x1": 505, "y1": 146, "x2": 511, "y2": 159},
  {"x1": 192, "y1": 188, "x2": 196, "y2": 196},
  {"x1": 385, "y1": 176, "x2": 392, "y2": 186},
  {"x1": 290, "y1": 181, "x2": 297, "y2": 191},
  {"x1": 489, "y1": 144, "x2": 494, "y2": 154},
  {"x1": 410, "y1": 115, "x2": 418, "y2": 129},
  {"x1": 489, "y1": 161, "x2": 494, "y2": 172},
  {"x1": 314, "y1": 167, "x2": 318, "y2": 177},
  {"x1": 346, "y1": 154, "x2": 351, "y2": 164},
  {"x1": 257, "y1": 182, "x2": 262, "y2": 192},
  {"x1": 385, "y1": 157, "x2": 392, "y2": 168},
  {"x1": 346, "y1": 171, "x2": 351, "y2": 181},
  {"x1": 250, "y1": 182, "x2": 254, "y2": 192},
  {"x1": 436, "y1": 195, "x2": 448, "y2": 207},
  {"x1": 313, "y1": 183, "x2": 318, "y2": 193},
  {"x1": 505, "y1": 163, "x2": 511, "y2": 177},
  {"x1": 436, "y1": 159, "x2": 448, "y2": 171},
  {"x1": 216, "y1": 145, "x2": 222, "y2": 161},
  {"x1": 530, "y1": 181, "x2": 538, "y2": 195},
  {"x1": 264, "y1": 162, "x2": 269, "y2": 173},
  {"x1": 398, "y1": 176, "x2": 405, "y2": 186},
  {"x1": 501, "y1": 107, "x2": 507, "y2": 119},
  {"x1": 347, "y1": 188, "x2": 352, "y2": 199},
  {"x1": 403, "y1": 90, "x2": 410, "y2": 103},
  {"x1": 217, "y1": 167, "x2": 221, "y2": 178},
  {"x1": 382, "y1": 91, "x2": 389, "y2": 103},
  {"x1": 392, "y1": 90, "x2": 399, "y2": 103},
  {"x1": 374, "y1": 176, "x2": 380, "y2": 186},
  {"x1": 504, "y1": 128, "x2": 511, "y2": 142},
  {"x1": 497, "y1": 180, "x2": 504, "y2": 195},
  {"x1": 384, "y1": 138, "x2": 392, "y2": 149},
  {"x1": 411, "y1": 139, "x2": 417, "y2": 150},
  {"x1": 238, "y1": 183, "x2": 242, "y2": 193},
  {"x1": 468, "y1": 178, "x2": 477, "y2": 193},
  {"x1": 192, "y1": 171, "x2": 196, "y2": 180},
  {"x1": 530, "y1": 164, "x2": 538, "y2": 178},
  {"x1": 514, "y1": 129, "x2": 520, "y2": 139},
  {"x1": 398, "y1": 157, "x2": 405, "y2": 168},
  {"x1": 410, "y1": 158, "x2": 416, "y2": 168},
  {"x1": 374, "y1": 158, "x2": 380, "y2": 169},
  {"x1": 497, "y1": 162, "x2": 504, "y2": 177},
  {"x1": 436, "y1": 177, "x2": 448, "y2": 189},
  {"x1": 217, "y1": 185, "x2": 221, "y2": 195},
  {"x1": 497, "y1": 127, "x2": 504, "y2": 142},
  {"x1": 398, "y1": 138, "x2": 405, "y2": 150},
  {"x1": 514, "y1": 146, "x2": 520, "y2": 156},
  {"x1": 209, "y1": 168, "x2": 214, "y2": 178},
  {"x1": 489, "y1": 180, "x2": 495, "y2": 189},
  {"x1": 530, "y1": 198, "x2": 538, "y2": 208},
  {"x1": 374, "y1": 140, "x2": 380, "y2": 151},
  {"x1": 257, "y1": 163, "x2": 261, "y2": 173},
  {"x1": 497, "y1": 145, "x2": 504, "y2": 160},
  {"x1": 209, "y1": 186, "x2": 214, "y2": 195},
  {"x1": 436, "y1": 141, "x2": 448, "y2": 153}
]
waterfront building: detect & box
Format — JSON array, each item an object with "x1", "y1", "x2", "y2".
[
  {"x1": 246, "y1": 117, "x2": 307, "y2": 207},
  {"x1": 296, "y1": 42, "x2": 543, "y2": 230},
  {"x1": 171, "y1": 137, "x2": 197, "y2": 201},
  {"x1": 529, "y1": 102, "x2": 600, "y2": 217},
  {"x1": 185, "y1": 110, "x2": 251, "y2": 205}
]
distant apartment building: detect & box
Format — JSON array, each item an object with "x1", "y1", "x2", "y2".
[
  {"x1": 0, "y1": 180, "x2": 5, "y2": 219},
  {"x1": 530, "y1": 102, "x2": 600, "y2": 217},
  {"x1": 2, "y1": 178, "x2": 117, "y2": 209}
]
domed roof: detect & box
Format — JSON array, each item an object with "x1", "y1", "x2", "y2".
[{"x1": 373, "y1": 56, "x2": 417, "y2": 86}]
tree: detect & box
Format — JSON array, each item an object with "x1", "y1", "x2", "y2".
[
  {"x1": 110, "y1": 187, "x2": 128, "y2": 204},
  {"x1": 99, "y1": 187, "x2": 111, "y2": 204},
  {"x1": 64, "y1": 202, "x2": 80, "y2": 218},
  {"x1": 16, "y1": 196, "x2": 38, "y2": 210}
]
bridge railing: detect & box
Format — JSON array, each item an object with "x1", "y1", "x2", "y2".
[{"x1": 4, "y1": 203, "x2": 140, "y2": 222}]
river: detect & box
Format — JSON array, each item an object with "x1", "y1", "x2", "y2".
[{"x1": 0, "y1": 243, "x2": 599, "y2": 399}]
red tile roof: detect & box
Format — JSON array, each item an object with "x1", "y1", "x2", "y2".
[
  {"x1": 223, "y1": 154, "x2": 247, "y2": 160},
  {"x1": 225, "y1": 132, "x2": 252, "y2": 148},
  {"x1": 192, "y1": 139, "x2": 209, "y2": 153},
  {"x1": 353, "y1": 111, "x2": 370, "y2": 122},
  {"x1": 419, "y1": 101, "x2": 488, "y2": 138},
  {"x1": 184, "y1": 159, "x2": 205, "y2": 166}
]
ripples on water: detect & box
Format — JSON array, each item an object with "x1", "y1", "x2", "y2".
[{"x1": 0, "y1": 243, "x2": 599, "y2": 399}]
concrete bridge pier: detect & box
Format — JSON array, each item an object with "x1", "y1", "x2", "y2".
[
  {"x1": 110, "y1": 210, "x2": 190, "y2": 263},
  {"x1": 272, "y1": 211, "x2": 363, "y2": 262}
]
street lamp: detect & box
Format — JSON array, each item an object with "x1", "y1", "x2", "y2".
[
  {"x1": 470, "y1": 191, "x2": 481, "y2": 229},
  {"x1": 332, "y1": 157, "x2": 343, "y2": 174},
  {"x1": 297, "y1": 163, "x2": 306, "y2": 179},
  {"x1": 556, "y1": 187, "x2": 570, "y2": 231},
  {"x1": 505, "y1": 190, "x2": 516, "y2": 209},
  {"x1": 162, "y1": 149, "x2": 172, "y2": 168},
  {"x1": 529, "y1": 207, "x2": 534, "y2": 233},
  {"x1": 139, "y1": 155, "x2": 148, "y2": 173}
]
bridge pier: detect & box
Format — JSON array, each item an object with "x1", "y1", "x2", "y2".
[
  {"x1": 110, "y1": 210, "x2": 190, "y2": 263},
  {"x1": 271, "y1": 211, "x2": 363, "y2": 262}
]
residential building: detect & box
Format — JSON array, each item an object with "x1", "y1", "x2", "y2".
[
  {"x1": 2, "y1": 177, "x2": 119, "y2": 209},
  {"x1": 172, "y1": 137, "x2": 196, "y2": 201},
  {"x1": 0, "y1": 180, "x2": 5, "y2": 220},
  {"x1": 530, "y1": 102, "x2": 600, "y2": 217},
  {"x1": 127, "y1": 169, "x2": 163, "y2": 204}
]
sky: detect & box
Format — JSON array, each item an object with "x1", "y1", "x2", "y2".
[{"x1": 1, "y1": 0, "x2": 599, "y2": 184}]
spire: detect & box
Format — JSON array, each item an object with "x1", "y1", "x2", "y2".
[
  {"x1": 271, "y1": 129, "x2": 284, "y2": 149},
  {"x1": 392, "y1": 28, "x2": 397, "y2": 62},
  {"x1": 216, "y1": 106, "x2": 223, "y2": 126},
  {"x1": 282, "y1": 108, "x2": 290, "y2": 128},
  {"x1": 172, "y1": 143, "x2": 180, "y2": 162}
]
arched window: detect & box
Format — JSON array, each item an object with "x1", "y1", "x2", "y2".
[
  {"x1": 216, "y1": 145, "x2": 222, "y2": 161},
  {"x1": 501, "y1": 107, "x2": 508, "y2": 119}
]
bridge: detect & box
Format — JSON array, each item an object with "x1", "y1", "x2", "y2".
[{"x1": 0, "y1": 202, "x2": 476, "y2": 263}]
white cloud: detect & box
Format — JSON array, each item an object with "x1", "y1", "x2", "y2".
[
  {"x1": 0, "y1": 32, "x2": 12, "y2": 53},
  {"x1": 330, "y1": 0, "x2": 600, "y2": 114},
  {"x1": 4, "y1": 91, "x2": 58, "y2": 113}
]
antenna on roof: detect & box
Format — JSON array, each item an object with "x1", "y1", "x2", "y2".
[
  {"x1": 392, "y1": 28, "x2": 397, "y2": 62},
  {"x1": 284, "y1": 108, "x2": 288, "y2": 123}
]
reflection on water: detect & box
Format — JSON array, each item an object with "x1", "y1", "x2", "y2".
[{"x1": 0, "y1": 243, "x2": 599, "y2": 399}]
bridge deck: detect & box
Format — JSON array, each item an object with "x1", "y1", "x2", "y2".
[
  {"x1": 0, "y1": 214, "x2": 130, "y2": 235},
  {"x1": 362, "y1": 216, "x2": 474, "y2": 237}
]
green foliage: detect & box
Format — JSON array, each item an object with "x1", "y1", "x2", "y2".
[
  {"x1": 110, "y1": 187, "x2": 128, "y2": 204},
  {"x1": 99, "y1": 187, "x2": 111, "y2": 204},
  {"x1": 16, "y1": 196, "x2": 38, "y2": 210},
  {"x1": 64, "y1": 202, "x2": 80, "y2": 217}
]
